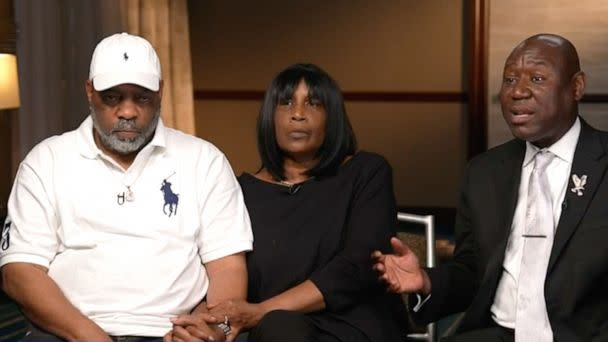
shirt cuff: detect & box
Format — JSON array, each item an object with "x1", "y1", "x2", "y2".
[
  {"x1": 412, "y1": 292, "x2": 432, "y2": 312},
  {"x1": 200, "y1": 239, "x2": 252, "y2": 264},
  {"x1": 0, "y1": 253, "x2": 51, "y2": 269}
]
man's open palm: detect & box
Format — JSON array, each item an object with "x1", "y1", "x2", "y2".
[{"x1": 372, "y1": 237, "x2": 426, "y2": 294}]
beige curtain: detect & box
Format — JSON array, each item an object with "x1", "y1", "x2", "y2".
[{"x1": 120, "y1": 0, "x2": 195, "y2": 135}]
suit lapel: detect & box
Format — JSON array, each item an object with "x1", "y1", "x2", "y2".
[
  {"x1": 484, "y1": 140, "x2": 526, "y2": 281},
  {"x1": 548, "y1": 121, "x2": 608, "y2": 272},
  {"x1": 465, "y1": 140, "x2": 525, "y2": 327},
  {"x1": 495, "y1": 141, "x2": 526, "y2": 245}
]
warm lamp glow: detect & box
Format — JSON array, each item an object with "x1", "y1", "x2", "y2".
[{"x1": 0, "y1": 53, "x2": 20, "y2": 110}]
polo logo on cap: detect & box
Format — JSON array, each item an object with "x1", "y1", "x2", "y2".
[{"x1": 123, "y1": 52, "x2": 129, "y2": 61}]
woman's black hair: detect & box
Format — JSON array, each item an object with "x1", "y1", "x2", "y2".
[{"x1": 257, "y1": 63, "x2": 357, "y2": 180}]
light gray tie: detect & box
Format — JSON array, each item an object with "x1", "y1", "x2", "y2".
[{"x1": 515, "y1": 150, "x2": 555, "y2": 342}]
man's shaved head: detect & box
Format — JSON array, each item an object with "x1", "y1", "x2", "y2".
[{"x1": 499, "y1": 33, "x2": 585, "y2": 147}]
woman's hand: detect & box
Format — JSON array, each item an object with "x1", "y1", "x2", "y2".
[
  {"x1": 208, "y1": 299, "x2": 266, "y2": 340},
  {"x1": 165, "y1": 312, "x2": 224, "y2": 342}
]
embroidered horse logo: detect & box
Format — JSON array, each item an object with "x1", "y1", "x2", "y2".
[{"x1": 160, "y1": 179, "x2": 179, "y2": 217}]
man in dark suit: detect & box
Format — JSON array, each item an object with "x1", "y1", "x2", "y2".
[{"x1": 373, "y1": 33, "x2": 607, "y2": 341}]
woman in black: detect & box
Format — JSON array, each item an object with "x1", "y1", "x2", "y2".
[{"x1": 209, "y1": 64, "x2": 408, "y2": 342}]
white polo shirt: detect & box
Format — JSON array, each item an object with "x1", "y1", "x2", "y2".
[{"x1": 0, "y1": 116, "x2": 253, "y2": 336}]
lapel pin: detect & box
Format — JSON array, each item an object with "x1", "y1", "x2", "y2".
[{"x1": 570, "y1": 174, "x2": 587, "y2": 196}]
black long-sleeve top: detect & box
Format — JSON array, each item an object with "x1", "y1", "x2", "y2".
[{"x1": 238, "y1": 151, "x2": 408, "y2": 342}]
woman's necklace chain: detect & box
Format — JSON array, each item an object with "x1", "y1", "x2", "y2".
[{"x1": 276, "y1": 176, "x2": 314, "y2": 187}]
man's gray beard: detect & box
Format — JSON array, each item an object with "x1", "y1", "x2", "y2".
[{"x1": 90, "y1": 107, "x2": 160, "y2": 155}]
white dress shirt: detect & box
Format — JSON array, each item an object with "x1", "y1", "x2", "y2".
[{"x1": 491, "y1": 117, "x2": 581, "y2": 329}]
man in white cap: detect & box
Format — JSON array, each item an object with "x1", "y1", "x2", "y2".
[{"x1": 0, "y1": 33, "x2": 253, "y2": 341}]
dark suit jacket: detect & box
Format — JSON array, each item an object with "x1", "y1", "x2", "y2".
[{"x1": 414, "y1": 119, "x2": 608, "y2": 341}]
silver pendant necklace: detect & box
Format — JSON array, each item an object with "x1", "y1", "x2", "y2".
[
  {"x1": 125, "y1": 185, "x2": 135, "y2": 202},
  {"x1": 99, "y1": 145, "x2": 153, "y2": 205},
  {"x1": 112, "y1": 162, "x2": 146, "y2": 204}
]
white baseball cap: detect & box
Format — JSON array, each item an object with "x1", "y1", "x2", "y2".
[{"x1": 89, "y1": 32, "x2": 161, "y2": 91}]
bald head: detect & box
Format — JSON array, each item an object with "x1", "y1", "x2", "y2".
[
  {"x1": 499, "y1": 33, "x2": 586, "y2": 148},
  {"x1": 508, "y1": 33, "x2": 581, "y2": 80}
]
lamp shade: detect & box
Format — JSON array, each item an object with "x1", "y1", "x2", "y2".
[{"x1": 0, "y1": 53, "x2": 20, "y2": 110}]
